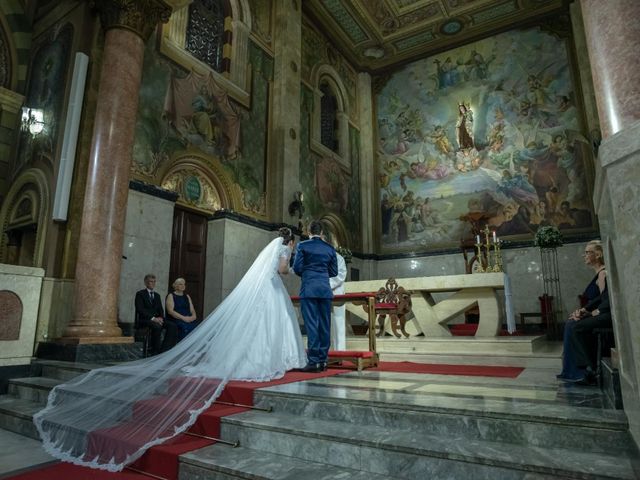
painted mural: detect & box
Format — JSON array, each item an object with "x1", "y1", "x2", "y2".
[
  {"x1": 132, "y1": 40, "x2": 271, "y2": 215},
  {"x1": 376, "y1": 26, "x2": 594, "y2": 252},
  {"x1": 15, "y1": 24, "x2": 73, "y2": 176},
  {"x1": 300, "y1": 85, "x2": 361, "y2": 247},
  {"x1": 248, "y1": 0, "x2": 272, "y2": 47}
]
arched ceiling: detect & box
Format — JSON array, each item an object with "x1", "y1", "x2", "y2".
[{"x1": 303, "y1": 0, "x2": 568, "y2": 72}]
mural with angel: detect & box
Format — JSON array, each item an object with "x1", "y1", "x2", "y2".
[{"x1": 375, "y1": 26, "x2": 595, "y2": 251}]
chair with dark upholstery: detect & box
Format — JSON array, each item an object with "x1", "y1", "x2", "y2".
[
  {"x1": 134, "y1": 311, "x2": 151, "y2": 358},
  {"x1": 593, "y1": 327, "x2": 615, "y2": 387}
]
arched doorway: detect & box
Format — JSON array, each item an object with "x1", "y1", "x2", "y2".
[
  {"x1": 0, "y1": 168, "x2": 50, "y2": 268},
  {"x1": 161, "y1": 157, "x2": 234, "y2": 320}
]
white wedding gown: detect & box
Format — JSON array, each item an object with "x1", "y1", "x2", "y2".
[{"x1": 33, "y1": 237, "x2": 307, "y2": 472}]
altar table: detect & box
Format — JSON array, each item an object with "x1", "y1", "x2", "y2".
[{"x1": 344, "y1": 273, "x2": 513, "y2": 338}]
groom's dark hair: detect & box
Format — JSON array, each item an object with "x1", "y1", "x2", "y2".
[{"x1": 309, "y1": 220, "x2": 324, "y2": 236}]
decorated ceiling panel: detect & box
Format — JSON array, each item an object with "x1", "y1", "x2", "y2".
[{"x1": 304, "y1": 0, "x2": 565, "y2": 71}]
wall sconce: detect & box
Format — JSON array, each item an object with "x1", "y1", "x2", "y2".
[
  {"x1": 288, "y1": 191, "x2": 304, "y2": 217},
  {"x1": 288, "y1": 191, "x2": 305, "y2": 231},
  {"x1": 21, "y1": 107, "x2": 45, "y2": 135}
]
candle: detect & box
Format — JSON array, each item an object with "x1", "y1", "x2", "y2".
[
  {"x1": 492, "y1": 231, "x2": 497, "y2": 243},
  {"x1": 476, "y1": 235, "x2": 480, "y2": 244}
]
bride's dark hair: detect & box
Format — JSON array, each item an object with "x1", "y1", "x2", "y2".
[{"x1": 278, "y1": 227, "x2": 294, "y2": 245}]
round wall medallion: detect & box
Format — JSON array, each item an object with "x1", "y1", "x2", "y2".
[
  {"x1": 289, "y1": 128, "x2": 297, "y2": 139},
  {"x1": 440, "y1": 19, "x2": 463, "y2": 35}
]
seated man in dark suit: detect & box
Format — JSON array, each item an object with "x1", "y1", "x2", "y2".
[{"x1": 134, "y1": 274, "x2": 178, "y2": 355}]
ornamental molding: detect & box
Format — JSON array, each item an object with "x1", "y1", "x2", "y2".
[{"x1": 92, "y1": 0, "x2": 173, "y2": 41}]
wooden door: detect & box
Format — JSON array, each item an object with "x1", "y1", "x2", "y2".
[{"x1": 169, "y1": 207, "x2": 208, "y2": 321}]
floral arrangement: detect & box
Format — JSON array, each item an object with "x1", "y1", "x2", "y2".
[
  {"x1": 335, "y1": 245, "x2": 353, "y2": 263},
  {"x1": 534, "y1": 226, "x2": 563, "y2": 248}
]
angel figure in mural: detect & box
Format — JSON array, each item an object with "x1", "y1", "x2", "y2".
[
  {"x1": 434, "y1": 57, "x2": 460, "y2": 89},
  {"x1": 463, "y1": 49, "x2": 493, "y2": 81},
  {"x1": 456, "y1": 103, "x2": 474, "y2": 151},
  {"x1": 427, "y1": 125, "x2": 454, "y2": 155}
]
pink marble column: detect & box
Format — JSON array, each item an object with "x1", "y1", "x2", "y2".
[
  {"x1": 63, "y1": 1, "x2": 171, "y2": 341},
  {"x1": 581, "y1": 0, "x2": 640, "y2": 139}
]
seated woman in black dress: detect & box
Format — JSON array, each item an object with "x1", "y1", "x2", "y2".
[
  {"x1": 558, "y1": 240, "x2": 606, "y2": 382},
  {"x1": 165, "y1": 277, "x2": 198, "y2": 341}
]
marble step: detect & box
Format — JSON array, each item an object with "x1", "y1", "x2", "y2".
[
  {"x1": 268, "y1": 372, "x2": 628, "y2": 426},
  {"x1": 7, "y1": 373, "x2": 170, "y2": 409},
  {"x1": 0, "y1": 395, "x2": 42, "y2": 439},
  {"x1": 8, "y1": 377, "x2": 61, "y2": 404},
  {"x1": 220, "y1": 410, "x2": 635, "y2": 480},
  {"x1": 378, "y1": 352, "x2": 561, "y2": 369},
  {"x1": 35, "y1": 359, "x2": 100, "y2": 382},
  {"x1": 253, "y1": 380, "x2": 631, "y2": 454},
  {"x1": 179, "y1": 443, "x2": 405, "y2": 480}
]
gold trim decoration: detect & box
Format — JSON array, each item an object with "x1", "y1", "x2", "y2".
[
  {"x1": 162, "y1": 168, "x2": 222, "y2": 212},
  {"x1": 92, "y1": 0, "x2": 173, "y2": 41},
  {"x1": 159, "y1": 151, "x2": 239, "y2": 213}
]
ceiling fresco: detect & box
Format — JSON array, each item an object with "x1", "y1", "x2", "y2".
[{"x1": 303, "y1": 0, "x2": 567, "y2": 71}]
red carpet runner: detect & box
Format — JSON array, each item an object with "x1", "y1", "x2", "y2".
[{"x1": 8, "y1": 362, "x2": 522, "y2": 480}]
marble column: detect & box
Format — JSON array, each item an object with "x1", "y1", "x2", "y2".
[
  {"x1": 581, "y1": 0, "x2": 640, "y2": 446},
  {"x1": 269, "y1": 0, "x2": 302, "y2": 221},
  {"x1": 357, "y1": 73, "x2": 374, "y2": 253},
  {"x1": 62, "y1": 0, "x2": 171, "y2": 341},
  {"x1": 581, "y1": 0, "x2": 640, "y2": 138}
]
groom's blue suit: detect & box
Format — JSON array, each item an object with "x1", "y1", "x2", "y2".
[{"x1": 293, "y1": 236, "x2": 338, "y2": 367}]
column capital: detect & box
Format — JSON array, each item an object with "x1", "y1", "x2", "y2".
[
  {"x1": 92, "y1": 0, "x2": 173, "y2": 41},
  {"x1": 0, "y1": 86, "x2": 25, "y2": 114}
]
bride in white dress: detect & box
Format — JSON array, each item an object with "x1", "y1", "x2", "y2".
[{"x1": 33, "y1": 227, "x2": 307, "y2": 472}]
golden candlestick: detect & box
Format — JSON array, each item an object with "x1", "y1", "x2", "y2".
[{"x1": 474, "y1": 225, "x2": 502, "y2": 273}]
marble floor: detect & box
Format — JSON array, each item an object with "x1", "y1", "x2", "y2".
[
  {"x1": 0, "y1": 429, "x2": 55, "y2": 478},
  {"x1": 0, "y1": 347, "x2": 628, "y2": 479}
]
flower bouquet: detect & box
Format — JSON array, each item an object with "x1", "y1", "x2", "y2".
[
  {"x1": 335, "y1": 245, "x2": 353, "y2": 264},
  {"x1": 534, "y1": 226, "x2": 563, "y2": 248}
]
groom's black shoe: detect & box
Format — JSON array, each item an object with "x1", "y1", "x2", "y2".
[
  {"x1": 299, "y1": 363, "x2": 323, "y2": 373},
  {"x1": 321, "y1": 362, "x2": 328, "y2": 371}
]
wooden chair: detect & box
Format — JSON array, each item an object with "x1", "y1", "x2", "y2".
[
  {"x1": 134, "y1": 311, "x2": 151, "y2": 358},
  {"x1": 371, "y1": 278, "x2": 413, "y2": 338},
  {"x1": 594, "y1": 327, "x2": 615, "y2": 387}
]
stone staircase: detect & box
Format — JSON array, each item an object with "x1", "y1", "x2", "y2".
[{"x1": 0, "y1": 360, "x2": 637, "y2": 480}]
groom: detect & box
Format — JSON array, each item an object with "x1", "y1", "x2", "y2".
[{"x1": 293, "y1": 220, "x2": 338, "y2": 372}]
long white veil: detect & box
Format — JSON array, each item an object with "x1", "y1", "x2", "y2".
[{"x1": 34, "y1": 237, "x2": 286, "y2": 472}]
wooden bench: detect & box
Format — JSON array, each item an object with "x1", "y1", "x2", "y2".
[{"x1": 326, "y1": 350, "x2": 376, "y2": 372}]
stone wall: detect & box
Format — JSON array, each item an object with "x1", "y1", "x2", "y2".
[
  {"x1": 0, "y1": 263, "x2": 44, "y2": 366},
  {"x1": 350, "y1": 242, "x2": 594, "y2": 327},
  {"x1": 118, "y1": 189, "x2": 175, "y2": 326},
  {"x1": 593, "y1": 119, "x2": 640, "y2": 445}
]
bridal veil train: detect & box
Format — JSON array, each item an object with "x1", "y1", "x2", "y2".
[{"x1": 33, "y1": 230, "x2": 306, "y2": 471}]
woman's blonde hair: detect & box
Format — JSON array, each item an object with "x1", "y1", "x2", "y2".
[
  {"x1": 587, "y1": 240, "x2": 604, "y2": 265},
  {"x1": 172, "y1": 277, "x2": 186, "y2": 289}
]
